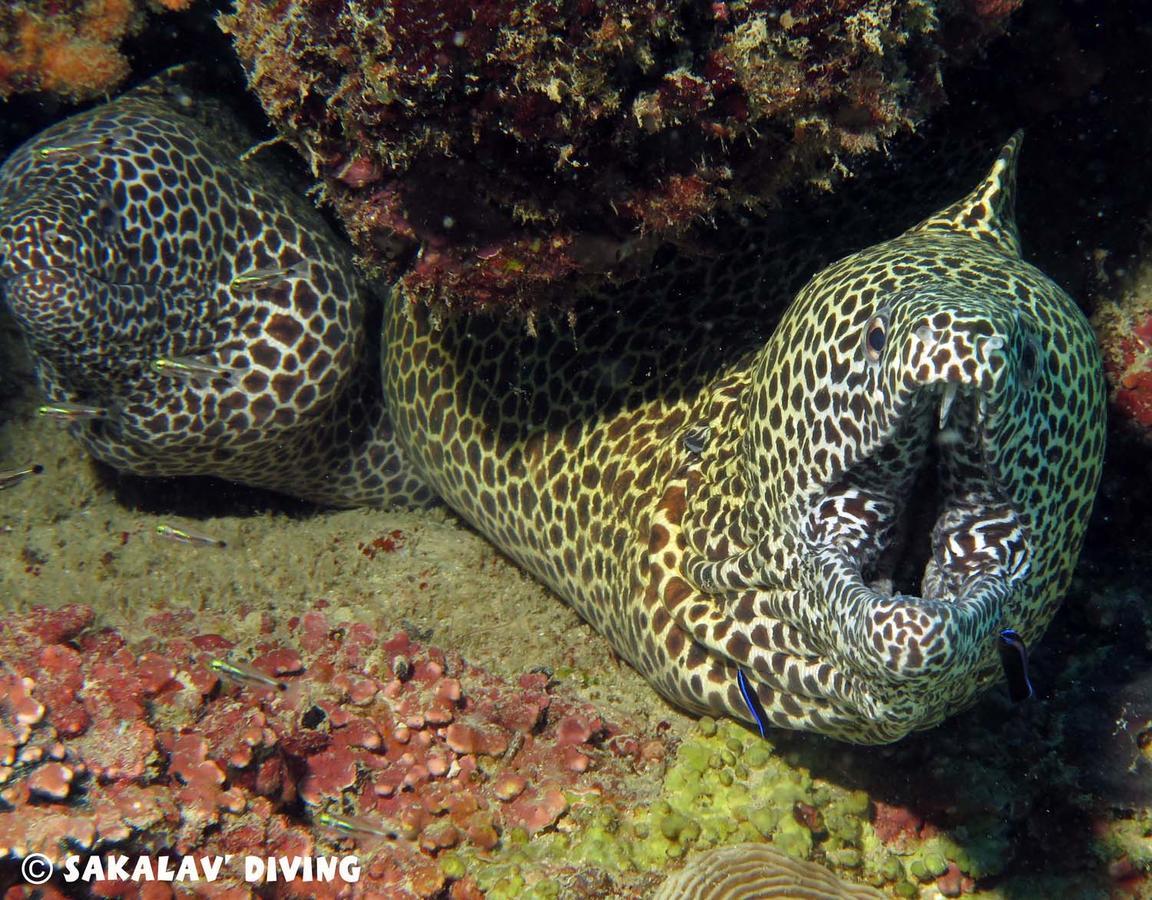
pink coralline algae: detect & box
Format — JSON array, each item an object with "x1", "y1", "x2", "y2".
[
  {"x1": 1094, "y1": 276, "x2": 1152, "y2": 440},
  {"x1": 221, "y1": 0, "x2": 1014, "y2": 317},
  {"x1": 0, "y1": 604, "x2": 665, "y2": 897}
]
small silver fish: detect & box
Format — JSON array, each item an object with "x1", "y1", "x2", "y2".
[
  {"x1": 208, "y1": 659, "x2": 286, "y2": 691},
  {"x1": 34, "y1": 135, "x2": 113, "y2": 161},
  {"x1": 0, "y1": 463, "x2": 44, "y2": 491},
  {"x1": 37, "y1": 402, "x2": 107, "y2": 423},
  {"x1": 230, "y1": 260, "x2": 309, "y2": 292},
  {"x1": 151, "y1": 355, "x2": 235, "y2": 385},
  {"x1": 155, "y1": 523, "x2": 227, "y2": 548}
]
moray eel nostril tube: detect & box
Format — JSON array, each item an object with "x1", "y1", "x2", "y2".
[{"x1": 0, "y1": 74, "x2": 1106, "y2": 743}]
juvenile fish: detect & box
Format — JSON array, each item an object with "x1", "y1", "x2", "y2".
[
  {"x1": 997, "y1": 628, "x2": 1034, "y2": 703},
  {"x1": 0, "y1": 463, "x2": 44, "y2": 490},
  {"x1": 151, "y1": 355, "x2": 235, "y2": 385},
  {"x1": 37, "y1": 402, "x2": 107, "y2": 423},
  {"x1": 230, "y1": 259, "x2": 308, "y2": 291},
  {"x1": 208, "y1": 658, "x2": 286, "y2": 691},
  {"x1": 155, "y1": 523, "x2": 227, "y2": 548},
  {"x1": 682, "y1": 427, "x2": 710, "y2": 455}
]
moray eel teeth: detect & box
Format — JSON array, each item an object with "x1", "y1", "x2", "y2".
[
  {"x1": 806, "y1": 348, "x2": 1028, "y2": 687},
  {"x1": 938, "y1": 381, "x2": 958, "y2": 428}
]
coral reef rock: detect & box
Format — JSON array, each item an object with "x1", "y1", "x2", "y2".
[
  {"x1": 1094, "y1": 252, "x2": 1152, "y2": 440},
  {"x1": 0, "y1": 603, "x2": 667, "y2": 898},
  {"x1": 0, "y1": 0, "x2": 195, "y2": 101},
  {"x1": 222, "y1": 0, "x2": 1015, "y2": 316}
]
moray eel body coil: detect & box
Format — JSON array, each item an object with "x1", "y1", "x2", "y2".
[
  {"x1": 0, "y1": 76, "x2": 1106, "y2": 743},
  {"x1": 0, "y1": 76, "x2": 431, "y2": 507}
]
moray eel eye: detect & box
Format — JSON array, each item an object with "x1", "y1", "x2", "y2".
[{"x1": 864, "y1": 314, "x2": 887, "y2": 361}]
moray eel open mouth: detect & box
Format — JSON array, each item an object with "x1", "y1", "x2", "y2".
[
  {"x1": 813, "y1": 380, "x2": 1029, "y2": 618},
  {"x1": 919, "y1": 386, "x2": 1030, "y2": 603}
]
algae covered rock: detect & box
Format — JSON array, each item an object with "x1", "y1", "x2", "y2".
[
  {"x1": 1094, "y1": 253, "x2": 1152, "y2": 440},
  {"x1": 222, "y1": 0, "x2": 1016, "y2": 316}
]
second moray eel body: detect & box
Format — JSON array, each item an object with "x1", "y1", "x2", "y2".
[{"x1": 0, "y1": 78, "x2": 1106, "y2": 742}]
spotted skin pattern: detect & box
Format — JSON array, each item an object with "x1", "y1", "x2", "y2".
[
  {"x1": 0, "y1": 77, "x2": 431, "y2": 507},
  {"x1": 0, "y1": 81, "x2": 1106, "y2": 742}
]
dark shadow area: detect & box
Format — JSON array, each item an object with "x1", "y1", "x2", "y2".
[
  {"x1": 91, "y1": 461, "x2": 322, "y2": 520},
  {"x1": 937, "y1": 1, "x2": 1152, "y2": 304}
]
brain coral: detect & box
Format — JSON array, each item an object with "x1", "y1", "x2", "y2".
[
  {"x1": 222, "y1": 0, "x2": 1014, "y2": 316},
  {"x1": 653, "y1": 842, "x2": 887, "y2": 899}
]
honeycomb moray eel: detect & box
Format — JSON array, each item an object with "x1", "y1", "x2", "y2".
[{"x1": 0, "y1": 76, "x2": 1106, "y2": 743}]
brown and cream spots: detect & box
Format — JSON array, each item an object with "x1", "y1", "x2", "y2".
[{"x1": 0, "y1": 74, "x2": 429, "y2": 507}]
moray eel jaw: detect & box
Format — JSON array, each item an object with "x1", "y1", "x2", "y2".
[
  {"x1": 811, "y1": 383, "x2": 1028, "y2": 601},
  {"x1": 919, "y1": 384, "x2": 1030, "y2": 604},
  {"x1": 0, "y1": 151, "x2": 131, "y2": 390},
  {"x1": 799, "y1": 283, "x2": 1034, "y2": 686},
  {"x1": 0, "y1": 211, "x2": 88, "y2": 279}
]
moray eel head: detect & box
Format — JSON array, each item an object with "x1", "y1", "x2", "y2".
[
  {"x1": 0, "y1": 79, "x2": 384, "y2": 502},
  {"x1": 742, "y1": 135, "x2": 1105, "y2": 728},
  {"x1": 0, "y1": 127, "x2": 147, "y2": 389}
]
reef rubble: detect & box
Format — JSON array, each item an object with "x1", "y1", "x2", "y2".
[{"x1": 1, "y1": 598, "x2": 1064, "y2": 899}]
